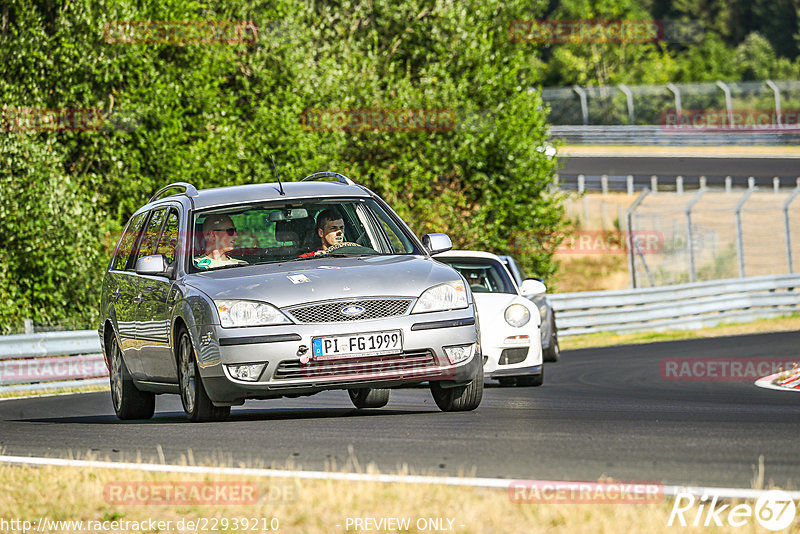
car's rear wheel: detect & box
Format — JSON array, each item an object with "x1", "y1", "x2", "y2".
[
  {"x1": 430, "y1": 365, "x2": 483, "y2": 412},
  {"x1": 109, "y1": 335, "x2": 155, "y2": 420},
  {"x1": 348, "y1": 388, "x2": 390, "y2": 409},
  {"x1": 517, "y1": 368, "x2": 544, "y2": 387},
  {"x1": 177, "y1": 328, "x2": 230, "y2": 422}
]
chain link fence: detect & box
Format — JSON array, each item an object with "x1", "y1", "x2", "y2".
[
  {"x1": 541, "y1": 80, "x2": 800, "y2": 126},
  {"x1": 628, "y1": 189, "x2": 800, "y2": 287}
]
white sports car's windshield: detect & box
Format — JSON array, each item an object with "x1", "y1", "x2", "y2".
[
  {"x1": 437, "y1": 258, "x2": 516, "y2": 294},
  {"x1": 191, "y1": 198, "x2": 419, "y2": 271}
]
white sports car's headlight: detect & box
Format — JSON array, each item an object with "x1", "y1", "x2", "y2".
[
  {"x1": 505, "y1": 304, "x2": 531, "y2": 327},
  {"x1": 215, "y1": 300, "x2": 291, "y2": 327},
  {"x1": 412, "y1": 281, "x2": 468, "y2": 313}
]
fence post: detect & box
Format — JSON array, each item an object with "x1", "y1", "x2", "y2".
[
  {"x1": 766, "y1": 80, "x2": 782, "y2": 126},
  {"x1": 626, "y1": 189, "x2": 650, "y2": 289},
  {"x1": 784, "y1": 187, "x2": 800, "y2": 273},
  {"x1": 716, "y1": 81, "x2": 733, "y2": 126},
  {"x1": 725, "y1": 176, "x2": 732, "y2": 193},
  {"x1": 627, "y1": 175, "x2": 634, "y2": 195},
  {"x1": 735, "y1": 189, "x2": 755, "y2": 278},
  {"x1": 666, "y1": 82, "x2": 682, "y2": 123},
  {"x1": 686, "y1": 189, "x2": 707, "y2": 283},
  {"x1": 774, "y1": 177, "x2": 780, "y2": 194},
  {"x1": 748, "y1": 176, "x2": 755, "y2": 189},
  {"x1": 676, "y1": 176, "x2": 684, "y2": 194},
  {"x1": 573, "y1": 85, "x2": 589, "y2": 126},
  {"x1": 24, "y1": 319, "x2": 33, "y2": 335},
  {"x1": 601, "y1": 174, "x2": 608, "y2": 195},
  {"x1": 618, "y1": 84, "x2": 634, "y2": 124},
  {"x1": 651, "y1": 175, "x2": 658, "y2": 194},
  {"x1": 699, "y1": 176, "x2": 707, "y2": 189},
  {"x1": 577, "y1": 174, "x2": 585, "y2": 194}
]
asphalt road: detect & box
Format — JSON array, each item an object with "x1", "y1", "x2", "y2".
[{"x1": 2, "y1": 331, "x2": 799, "y2": 488}]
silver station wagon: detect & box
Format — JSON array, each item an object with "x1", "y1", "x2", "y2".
[{"x1": 99, "y1": 173, "x2": 483, "y2": 421}]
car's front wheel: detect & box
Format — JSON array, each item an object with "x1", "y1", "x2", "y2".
[
  {"x1": 109, "y1": 335, "x2": 155, "y2": 420},
  {"x1": 177, "y1": 328, "x2": 230, "y2": 422},
  {"x1": 430, "y1": 365, "x2": 483, "y2": 412},
  {"x1": 348, "y1": 388, "x2": 390, "y2": 409}
]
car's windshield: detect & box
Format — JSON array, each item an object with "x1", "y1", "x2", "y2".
[
  {"x1": 437, "y1": 258, "x2": 516, "y2": 294},
  {"x1": 190, "y1": 197, "x2": 420, "y2": 272}
]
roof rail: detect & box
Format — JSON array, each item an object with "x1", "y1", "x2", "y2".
[
  {"x1": 301, "y1": 172, "x2": 356, "y2": 185},
  {"x1": 149, "y1": 182, "x2": 200, "y2": 203}
]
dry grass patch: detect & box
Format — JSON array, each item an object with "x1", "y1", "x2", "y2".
[
  {"x1": 2, "y1": 460, "x2": 783, "y2": 533},
  {"x1": 0, "y1": 383, "x2": 109, "y2": 400}
]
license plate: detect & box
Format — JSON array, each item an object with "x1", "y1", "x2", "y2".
[{"x1": 312, "y1": 330, "x2": 403, "y2": 359}]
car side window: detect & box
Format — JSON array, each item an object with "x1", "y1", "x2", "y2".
[
  {"x1": 134, "y1": 208, "x2": 168, "y2": 265},
  {"x1": 111, "y1": 212, "x2": 147, "y2": 271},
  {"x1": 156, "y1": 208, "x2": 180, "y2": 264}
]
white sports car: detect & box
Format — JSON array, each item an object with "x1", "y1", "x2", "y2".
[{"x1": 435, "y1": 250, "x2": 546, "y2": 386}]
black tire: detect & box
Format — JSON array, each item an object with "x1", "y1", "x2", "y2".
[
  {"x1": 430, "y1": 365, "x2": 484, "y2": 412},
  {"x1": 177, "y1": 328, "x2": 230, "y2": 422},
  {"x1": 517, "y1": 368, "x2": 544, "y2": 387},
  {"x1": 108, "y1": 335, "x2": 155, "y2": 420},
  {"x1": 543, "y1": 319, "x2": 560, "y2": 362},
  {"x1": 348, "y1": 388, "x2": 391, "y2": 409}
]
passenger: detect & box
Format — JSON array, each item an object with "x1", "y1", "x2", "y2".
[
  {"x1": 195, "y1": 214, "x2": 248, "y2": 268},
  {"x1": 299, "y1": 208, "x2": 346, "y2": 258}
]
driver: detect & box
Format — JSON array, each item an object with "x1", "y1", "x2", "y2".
[
  {"x1": 299, "y1": 208, "x2": 346, "y2": 258},
  {"x1": 195, "y1": 214, "x2": 248, "y2": 268}
]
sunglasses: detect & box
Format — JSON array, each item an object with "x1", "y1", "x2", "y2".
[{"x1": 213, "y1": 228, "x2": 236, "y2": 235}]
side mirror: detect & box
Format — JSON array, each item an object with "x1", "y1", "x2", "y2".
[
  {"x1": 135, "y1": 254, "x2": 170, "y2": 276},
  {"x1": 520, "y1": 279, "x2": 547, "y2": 297},
  {"x1": 422, "y1": 233, "x2": 453, "y2": 255}
]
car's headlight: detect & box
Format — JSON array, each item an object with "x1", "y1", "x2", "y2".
[
  {"x1": 215, "y1": 300, "x2": 291, "y2": 327},
  {"x1": 505, "y1": 304, "x2": 531, "y2": 327},
  {"x1": 412, "y1": 281, "x2": 468, "y2": 313}
]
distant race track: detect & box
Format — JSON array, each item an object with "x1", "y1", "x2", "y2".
[{"x1": 2, "y1": 331, "x2": 799, "y2": 489}]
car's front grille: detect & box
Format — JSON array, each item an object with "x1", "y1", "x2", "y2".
[
  {"x1": 273, "y1": 350, "x2": 436, "y2": 380},
  {"x1": 285, "y1": 298, "x2": 412, "y2": 324},
  {"x1": 499, "y1": 348, "x2": 528, "y2": 365}
]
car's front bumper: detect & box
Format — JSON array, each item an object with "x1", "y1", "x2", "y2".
[
  {"x1": 482, "y1": 333, "x2": 543, "y2": 380},
  {"x1": 191, "y1": 308, "x2": 481, "y2": 405}
]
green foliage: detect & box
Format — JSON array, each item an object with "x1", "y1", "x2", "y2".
[{"x1": 0, "y1": 0, "x2": 562, "y2": 331}]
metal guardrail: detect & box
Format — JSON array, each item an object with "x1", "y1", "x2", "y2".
[
  {"x1": 0, "y1": 331, "x2": 106, "y2": 393},
  {"x1": 549, "y1": 125, "x2": 800, "y2": 145},
  {"x1": 549, "y1": 274, "x2": 800, "y2": 336},
  {"x1": 1, "y1": 275, "x2": 798, "y2": 391}
]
